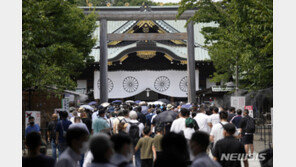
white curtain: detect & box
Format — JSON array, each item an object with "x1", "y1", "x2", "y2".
[{"x1": 93, "y1": 70, "x2": 199, "y2": 99}]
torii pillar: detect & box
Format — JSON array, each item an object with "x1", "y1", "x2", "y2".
[
  {"x1": 187, "y1": 21, "x2": 196, "y2": 104},
  {"x1": 99, "y1": 19, "x2": 108, "y2": 103}
]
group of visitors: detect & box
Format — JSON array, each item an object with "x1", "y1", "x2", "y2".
[{"x1": 23, "y1": 101, "x2": 258, "y2": 167}]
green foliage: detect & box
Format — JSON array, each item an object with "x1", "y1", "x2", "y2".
[
  {"x1": 23, "y1": 0, "x2": 97, "y2": 92},
  {"x1": 178, "y1": 0, "x2": 273, "y2": 90}
]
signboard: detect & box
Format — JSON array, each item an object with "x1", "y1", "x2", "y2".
[
  {"x1": 212, "y1": 86, "x2": 234, "y2": 92},
  {"x1": 62, "y1": 97, "x2": 69, "y2": 112},
  {"x1": 231, "y1": 96, "x2": 245, "y2": 110},
  {"x1": 25, "y1": 111, "x2": 41, "y2": 127},
  {"x1": 244, "y1": 106, "x2": 254, "y2": 118}
]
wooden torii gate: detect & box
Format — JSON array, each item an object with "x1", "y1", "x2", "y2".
[{"x1": 81, "y1": 5, "x2": 197, "y2": 103}]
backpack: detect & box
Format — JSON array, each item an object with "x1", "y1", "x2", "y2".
[
  {"x1": 128, "y1": 122, "x2": 140, "y2": 146},
  {"x1": 245, "y1": 116, "x2": 255, "y2": 133}
]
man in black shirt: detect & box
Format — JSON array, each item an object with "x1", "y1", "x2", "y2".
[
  {"x1": 212, "y1": 123, "x2": 248, "y2": 167},
  {"x1": 239, "y1": 109, "x2": 255, "y2": 157},
  {"x1": 135, "y1": 106, "x2": 146, "y2": 124},
  {"x1": 47, "y1": 113, "x2": 58, "y2": 160},
  {"x1": 227, "y1": 107, "x2": 236, "y2": 122},
  {"x1": 23, "y1": 132, "x2": 55, "y2": 167}
]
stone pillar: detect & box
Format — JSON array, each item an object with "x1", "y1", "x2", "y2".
[
  {"x1": 187, "y1": 21, "x2": 196, "y2": 103},
  {"x1": 100, "y1": 19, "x2": 108, "y2": 103}
]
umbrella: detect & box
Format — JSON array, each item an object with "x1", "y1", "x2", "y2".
[
  {"x1": 88, "y1": 101, "x2": 97, "y2": 106},
  {"x1": 125, "y1": 100, "x2": 134, "y2": 104},
  {"x1": 112, "y1": 100, "x2": 122, "y2": 104},
  {"x1": 80, "y1": 105, "x2": 94, "y2": 111},
  {"x1": 154, "y1": 110, "x2": 178, "y2": 123},
  {"x1": 153, "y1": 101, "x2": 164, "y2": 105},
  {"x1": 157, "y1": 98, "x2": 170, "y2": 104},
  {"x1": 181, "y1": 104, "x2": 192, "y2": 109},
  {"x1": 101, "y1": 102, "x2": 110, "y2": 108},
  {"x1": 135, "y1": 100, "x2": 141, "y2": 104}
]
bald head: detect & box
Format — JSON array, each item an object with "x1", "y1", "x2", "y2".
[{"x1": 52, "y1": 114, "x2": 58, "y2": 121}]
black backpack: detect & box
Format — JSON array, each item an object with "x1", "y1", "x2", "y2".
[
  {"x1": 128, "y1": 122, "x2": 140, "y2": 146},
  {"x1": 245, "y1": 116, "x2": 255, "y2": 133}
]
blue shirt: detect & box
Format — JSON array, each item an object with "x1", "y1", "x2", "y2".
[
  {"x1": 145, "y1": 113, "x2": 155, "y2": 127},
  {"x1": 56, "y1": 119, "x2": 72, "y2": 143},
  {"x1": 25, "y1": 124, "x2": 40, "y2": 136},
  {"x1": 231, "y1": 115, "x2": 242, "y2": 128},
  {"x1": 92, "y1": 117, "x2": 110, "y2": 134}
]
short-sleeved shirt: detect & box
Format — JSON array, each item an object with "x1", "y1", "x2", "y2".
[
  {"x1": 153, "y1": 134, "x2": 163, "y2": 152},
  {"x1": 230, "y1": 115, "x2": 242, "y2": 128},
  {"x1": 239, "y1": 115, "x2": 254, "y2": 135},
  {"x1": 194, "y1": 113, "x2": 211, "y2": 134},
  {"x1": 209, "y1": 114, "x2": 220, "y2": 126},
  {"x1": 210, "y1": 121, "x2": 228, "y2": 145},
  {"x1": 227, "y1": 113, "x2": 236, "y2": 122},
  {"x1": 92, "y1": 117, "x2": 110, "y2": 134},
  {"x1": 212, "y1": 136, "x2": 246, "y2": 167},
  {"x1": 170, "y1": 117, "x2": 186, "y2": 134},
  {"x1": 22, "y1": 154, "x2": 55, "y2": 167},
  {"x1": 136, "y1": 137, "x2": 154, "y2": 159},
  {"x1": 47, "y1": 121, "x2": 58, "y2": 141},
  {"x1": 56, "y1": 119, "x2": 72, "y2": 143},
  {"x1": 25, "y1": 124, "x2": 40, "y2": 136}
]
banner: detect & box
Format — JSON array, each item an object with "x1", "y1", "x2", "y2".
[
  {"x1": 244, "y1": 106, "x2": 254, "y2": 118},
  {"x1": 25, "y1": 111, "x2": 41, "y2": 128},
  {"x1": 231, "y1": 96, "x2": 245, "y2": 110},
  {"x1": 94, "y1": 70, "x2": 199, "y2": 99}
]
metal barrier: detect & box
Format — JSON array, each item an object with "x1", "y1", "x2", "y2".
[{"x1": 255, "y1": 124, "x2": 273, "y2": 149}]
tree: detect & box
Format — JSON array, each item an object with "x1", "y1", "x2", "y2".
[
  {"x1": 23, "y1": 0, "x2": 97, "y2": 92},
  {"x1": 178, "y1": 0, "x2": 273, "y2": 90}
]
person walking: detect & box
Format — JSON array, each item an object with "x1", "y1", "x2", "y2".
[
  {"x1": 152, "y1": 126, "x2": 163, "y2": 161},
  {"x1": 56, "y1": 127, "x2": 90, "y2": 167},
  {"x1": 110, "y1": 134, "x2": 134, "y2": 167},
  {"x1": 23, "y1": 132, "x2": 55, "y2": 167},
  {"x1": 92, "y1": 108, "x2": 111, "y2": 135},
  {"x1": 193, "y1": 107, "x2": 211, "y2": 134},
  {"x1": 47, "y1": 114, "x2": 58, "y2": 160},
  {"x1": 190, "y1": 131, "x2": 221, "y2": 167},
  {"x1": 212, "y1": 123, "x2": 248, "y2": 167},
  {"x1": 87, "y1": 133, "x2": 115, "y2": 167},
  {"x1": 227, "y1": 107, "x2": 236, "y2": 122},
  {"x1": 208, "y1": 107, "x2": 220, "y2": 129},
  {"x1": 56, "y1": 111, "x2": 72, "y2": 156},
  {"x1": 239, "y1": 109, "x2": 256, "y2": 158},
  {"x1": 170, "y1": 108, "x2": 188, "y2": 134},
  {"x1": 230, "y1": 109, "x2": 243, "y2": 128},
  {"x1": 126, "y1": 111, "x2": 144, "y2": 167},
  {"x1": 210, "y1": 111, "x2": 229, "y2": 147},
  {"x1": 134, "y1": 127, "x2": 154, "y2": 167},
  {"x1": 25, "y1": 116, "x2": 41, "y2": 137}
]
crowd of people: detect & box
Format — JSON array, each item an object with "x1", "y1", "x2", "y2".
[{"x1": 23, "y1": 101, "x2": 262, "y2": 167}]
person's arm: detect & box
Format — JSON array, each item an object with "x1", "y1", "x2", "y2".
[
  {"x1": 55, "y1": 131, "x2": 59, "y2": 145},
  {"x1": 134, "y1": 139, "x2": 141, "y2": 152},
  {"x1": 208, "y1": 122, "x2": 213, "y2": 129},
  {"x1": 210, "y1": 135, "x2": 214, "y2": 143},
  {"x1": 152, "y1": 144, "x2": 157, "y2": 162}
]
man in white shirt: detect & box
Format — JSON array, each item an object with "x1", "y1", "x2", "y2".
[
  {"x1": 69, "y1": 117, "x2": 90, "y2": 134},
  {"x1": 125, "y1": 111, "x2": 144, "y2": 137},
  {"x1": 170, "y1": 108, "x2": 188, "y2": 134},
  {"x1": 208, "y1": 107, "x2": 220, "y2": 129},
  {"x1": 193, "y1": 107, "x2": 211, "y2": 134},
  {"x1": 210, "y1": 111, "x2": 229, "y2": 145}
]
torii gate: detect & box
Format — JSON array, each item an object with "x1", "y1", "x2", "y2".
[{"x1": 81, "y1": 5, "x2": 197, "y2": 103}]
